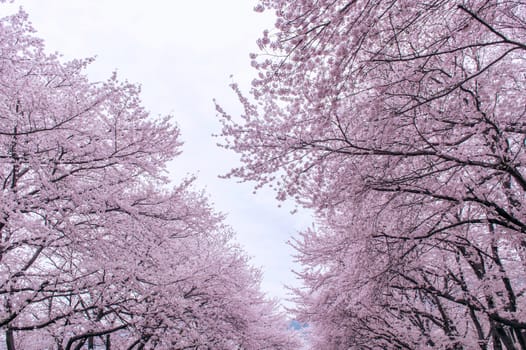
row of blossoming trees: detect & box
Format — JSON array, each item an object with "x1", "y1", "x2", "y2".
[
  {"x1": 0, "y1": 5, "x2": 300, "y2": 350},
  {"x1": 220, "y1": 0, "x2": 526, "y2": 349}
]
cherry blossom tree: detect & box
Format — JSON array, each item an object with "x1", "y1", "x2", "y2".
[
  {"x1": 0, "y1": 4, "x2": 298, "y2": 350},
  {"x1": 219, "y1": 0, "x2": 526, "y2": 348}
]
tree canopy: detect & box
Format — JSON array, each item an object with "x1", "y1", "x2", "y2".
[
  {"x1": 0, "y1": 5, "x2": 298, "y2": 350},
  {"x1": 220, "y1": 1, "x2": 526, "y2": 348}
]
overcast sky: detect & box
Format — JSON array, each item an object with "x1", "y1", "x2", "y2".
[{"x1": 4, "y1": 1, "x2": 313, "y2": 309}]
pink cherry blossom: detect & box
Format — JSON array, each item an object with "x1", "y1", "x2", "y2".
[
  {"x1": 220, "y1": 1, "x2": 526, "y2": 348},
  {"x1": 0, "y1": 6, "x2": 299, "y2": 350}
]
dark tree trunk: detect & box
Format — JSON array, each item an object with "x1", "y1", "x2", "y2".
[{"x1": 6, "y1": 328, "x2": 15, "y2": 350}]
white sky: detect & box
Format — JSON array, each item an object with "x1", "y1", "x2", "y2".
[{"x1": 4, "y1": 1, "x2": 312, "y2": 309}]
